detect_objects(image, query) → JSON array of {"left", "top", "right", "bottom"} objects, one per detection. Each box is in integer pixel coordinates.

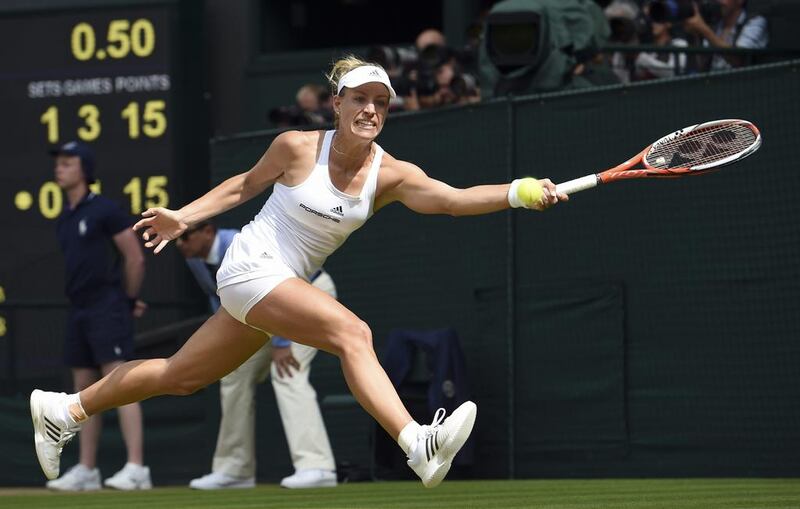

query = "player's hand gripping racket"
[{"left": 555, "top": 119, "right": 762, "bottom": 195}]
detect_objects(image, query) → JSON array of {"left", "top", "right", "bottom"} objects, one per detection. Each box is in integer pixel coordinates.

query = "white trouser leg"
[
  {"left": 271, "top": 341, "right": 336, "bottom": 471},
  {"left": 211, "top": 343, "right": 271, "bottom": 478}
]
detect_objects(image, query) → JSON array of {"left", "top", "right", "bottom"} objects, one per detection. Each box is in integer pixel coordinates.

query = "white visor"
[{"left": 337, "top": 65, "right": 397, "bottom": 98}]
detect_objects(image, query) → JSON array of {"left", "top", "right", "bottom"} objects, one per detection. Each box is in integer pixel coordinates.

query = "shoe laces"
[{"left": 418, "top": 408, "right": 446, "bottom": 439}]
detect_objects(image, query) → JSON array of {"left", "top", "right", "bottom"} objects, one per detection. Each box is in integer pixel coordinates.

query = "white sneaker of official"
[
  {"left": 189, "top": 471, "right": 256, "bottom": 490},
  {"left": 104, "top": 462, "right": 152, "bottom": 490},
  {"left": 406, "top": 401, "right": 477, "bottom": 488},
  {"left": 45, "top": 464, "right": 101, "bottom": 491},
  {"left": 280, "top": 469, "right": 338, "bottom": 489},
  {"left": 30, "top": 389, "right": 83, "bottom": 480}
]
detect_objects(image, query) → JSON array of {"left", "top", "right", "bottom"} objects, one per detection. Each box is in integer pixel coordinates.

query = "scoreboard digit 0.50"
[{"left": 0, "top": 1, "right": 204, "bottom": 312}]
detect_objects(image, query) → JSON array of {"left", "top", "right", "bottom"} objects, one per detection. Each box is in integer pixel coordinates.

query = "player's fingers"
[
  {"left": 540, "top": 188, "right": 557, "bottom": 208},
  {"left": 132, "top": 216, "right": 153, "bottom": 232},
  {"left": 153, "top": 239, "right": 170, "bottom": 254},
  {"left": 141, "top": 208, "right": 158, "bottom": 217},
  {"left": 144, "top": 233, "right": 162, "bottom": 248},
  {"left": 141, "top": 226, "right": 158, "bottom": 241},
  {"left": 540, "top": 179, "right": 559, "bottom": 205}
]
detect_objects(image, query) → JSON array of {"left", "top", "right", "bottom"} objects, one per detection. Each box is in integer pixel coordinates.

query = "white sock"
[
  {"left": 65, "top": 392, "right": 87, "bottom": 424},
  {"left": 397, "top": 421, "right": 420, "bottom": 454}
]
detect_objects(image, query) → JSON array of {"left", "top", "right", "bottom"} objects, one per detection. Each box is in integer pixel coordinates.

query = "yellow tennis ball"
[{"left": 517, "top": 178, "right": 543, "bottom": 208}]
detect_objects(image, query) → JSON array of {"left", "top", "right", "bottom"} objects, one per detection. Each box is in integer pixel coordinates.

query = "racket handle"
[{"left": 556, "top": 174, "right": 599, "bottom": 195}]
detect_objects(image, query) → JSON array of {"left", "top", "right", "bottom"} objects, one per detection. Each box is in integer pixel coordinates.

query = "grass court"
[{"left": 1, "top": 478, "right": 799, "bottom": 508}]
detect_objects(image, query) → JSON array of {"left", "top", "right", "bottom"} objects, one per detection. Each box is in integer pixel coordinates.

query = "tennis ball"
[{"left": 517, "top": 178, "right": 543, "bottom": 208}]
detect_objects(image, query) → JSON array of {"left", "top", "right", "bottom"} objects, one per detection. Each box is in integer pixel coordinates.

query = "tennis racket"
[{"left": 555, "top": 119, "right": 762, "bottom": 195}]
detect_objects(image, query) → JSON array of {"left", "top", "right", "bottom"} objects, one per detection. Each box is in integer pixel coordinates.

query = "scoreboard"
[{"left": 0, "top": 0, "right": 205, "bottom": 381}]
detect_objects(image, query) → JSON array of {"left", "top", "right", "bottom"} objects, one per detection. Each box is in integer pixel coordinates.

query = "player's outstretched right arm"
[{"left": 133, "top": 130, "right": 304, "bottom": 253}]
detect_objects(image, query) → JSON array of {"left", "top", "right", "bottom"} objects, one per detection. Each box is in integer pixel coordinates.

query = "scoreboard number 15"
[
  {"left": 34, "top": 175, "right": 169, "bottom": 219},
  {"left": 40, "top": 101, "right": 167, "bottom": 143}
]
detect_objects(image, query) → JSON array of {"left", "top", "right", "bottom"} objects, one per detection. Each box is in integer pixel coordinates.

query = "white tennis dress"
[{"left": 217, "top": 130, "right": 383, "bottom": 324}]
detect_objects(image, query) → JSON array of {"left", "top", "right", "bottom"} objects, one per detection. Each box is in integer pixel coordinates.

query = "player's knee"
[
  {"left": 159, "top": 363, "right": 205, "bottom": 396},
  {"left": 334, "top": 319, "right": 373, "bottom": 357}
]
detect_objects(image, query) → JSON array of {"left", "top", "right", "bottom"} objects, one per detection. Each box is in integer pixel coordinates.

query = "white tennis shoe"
[
  {"left": 406, "top": 401, "right": 477, "bottom": 488},
  {"left": 45, "top": 464, "right": 101, "bottom": 491},
  {"left": 30, "top": 389, "right": 83, "bottom": 480},
  {"left": 189, "top": 471, "right": 255, "bottom": 490},
  {"left": 104, "top": 462, "right": 152, "bottom": 490},
  {"left": 280, "top": 469, "right": 337, "bottom": 489}
]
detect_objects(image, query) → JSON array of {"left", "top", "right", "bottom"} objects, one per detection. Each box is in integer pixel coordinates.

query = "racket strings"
[{"left": 646, "top": 123, "right": 757, "bottom": 169}]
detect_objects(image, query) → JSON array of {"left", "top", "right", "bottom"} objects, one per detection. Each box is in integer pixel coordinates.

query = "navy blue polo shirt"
[{"left": 56, "top": 192, "right": 133, "bottom": 305}]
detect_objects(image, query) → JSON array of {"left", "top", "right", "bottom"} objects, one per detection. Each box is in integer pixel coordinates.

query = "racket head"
[{"left": 643, "top": 119, "right": 761, "bottom": 175}]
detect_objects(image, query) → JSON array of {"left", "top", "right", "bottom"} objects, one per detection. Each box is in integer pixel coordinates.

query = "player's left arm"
[{"left": 375, "top": 159, "right": 561, "bottom": 215}]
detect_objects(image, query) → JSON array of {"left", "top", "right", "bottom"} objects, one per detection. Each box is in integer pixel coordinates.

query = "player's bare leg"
[
  {"left": 244, "top": 278, "right": 477, "bottom": 488},
  {"left": 31, "top": 309, "right": 267, "bottom": 479}
]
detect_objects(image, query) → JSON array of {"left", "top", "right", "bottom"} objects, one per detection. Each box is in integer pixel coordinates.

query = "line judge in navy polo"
[{"left": 49, "top": 141, "right": 152, "bottom": 489}]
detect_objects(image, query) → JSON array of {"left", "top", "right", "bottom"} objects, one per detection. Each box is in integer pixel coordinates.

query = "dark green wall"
[{"left": 210, "top": 61, "right": 800, "bottom": 478}]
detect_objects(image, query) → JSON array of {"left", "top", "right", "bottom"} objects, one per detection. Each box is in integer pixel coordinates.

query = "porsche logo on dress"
[{"left": 299, "top": 203, "right": 340, "bottom": 223}]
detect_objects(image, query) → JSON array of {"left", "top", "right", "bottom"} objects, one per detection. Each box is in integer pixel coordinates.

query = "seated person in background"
[
  {"left": 296, "top": 84, "right": 333, "bottom": 125},
  {"left": 415, "top": 28, "right": 447, "bottom": 52},
  {"left": 634, "top": 15, "right": 688, "bottom": 80},
  {"left": 268, "top": 84, "right": 332, "bottom": 128},
  {"left": 402, "top": 28, "right": 481, "bottom": 111},
  {"left": 176, "top": 222, "right": 338, "bottom": 490},
  {"left": 604, "top": 0, "right": 645, "bottom": 84},
  {"left": 683, "top": 0, "right": 768, "bottom": 70}
]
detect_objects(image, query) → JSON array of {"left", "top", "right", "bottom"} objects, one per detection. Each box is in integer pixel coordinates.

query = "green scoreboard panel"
[{"left": 0, "top": 0, "right": 205, "bottom": 386}]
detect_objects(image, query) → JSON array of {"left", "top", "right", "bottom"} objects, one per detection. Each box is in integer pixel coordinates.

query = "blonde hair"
[
  {"left": 327, "top": 55, "right": 371, "bottom": 96},
  {"left": 326, "top": 55, "right": 385, "bottom": 128}
]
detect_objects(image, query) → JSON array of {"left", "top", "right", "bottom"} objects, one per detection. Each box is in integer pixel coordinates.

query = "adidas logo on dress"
[{"left": 330, "top": 205, "right": 344, "bottom": 216}]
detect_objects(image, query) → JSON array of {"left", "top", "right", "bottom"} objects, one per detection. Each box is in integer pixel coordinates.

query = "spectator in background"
[
  {"left": 296, "top": 84, "right": 333, "bottom": 124},
  {"left": 605, "top": 0, "right": 645, "bottom": 83},
  {"left": 683, "top": 0, "right": 768, "bottom": 70},
  {"left": 47, "top": 141, "right": 151, "bottom": 491},
  {"left": 403, "top": 28, "right": 481, "bottom": 111},
  {"left": 634, "top": 14, "right": 689, "bottom": 79},
  {"left": 269, "top": 84, "right": 332, "bottom": 128},
  {"left": 575, "top": 0, "right": 621, "bottom": 86},
  {"left": 415, "top": 28, "right": 446, "bottom": 52},
  {"left": 176, "top": 222, "right": 338, "bottom": 490}
]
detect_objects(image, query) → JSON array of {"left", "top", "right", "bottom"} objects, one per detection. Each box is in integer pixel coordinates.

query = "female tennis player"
[{"left": 30, "top": 56, "right": 567, "bottom": 488}]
